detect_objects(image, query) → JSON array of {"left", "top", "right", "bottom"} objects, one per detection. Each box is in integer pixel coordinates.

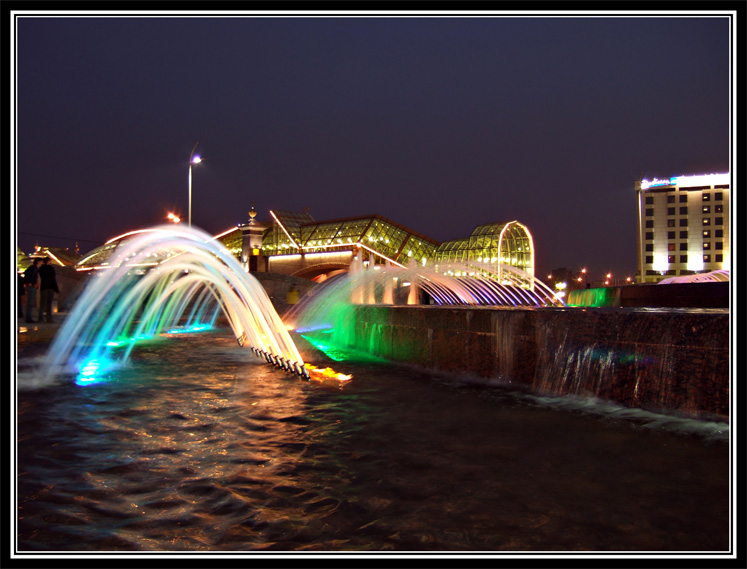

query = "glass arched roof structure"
[
  {"left": 78, "top": 216, "right": 536, "bottom": 283},
  {"left": 263, "top": 212, "right": 440, "bottom": 267},
  {"left": 76, "top": 228, "right": 229, "bottom": 271},
  {"left": 433, "top": 221, "right": 534, "bottom": 277}
]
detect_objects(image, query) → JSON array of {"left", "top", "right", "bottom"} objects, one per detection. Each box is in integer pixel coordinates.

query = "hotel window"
[
  {"left": 715, "top": 229, "right": 723, "bottom": 238},
  {"left": 668, "top": 243, "right": 676, "bottom": 252},
  {"left": 702, "top": 193, "right": 710, "bottom": 202},
  {"left": 715, "top": 204, "right": 723, "bottom": 213},
  {"left": 679, "top": 242, "right": 687, "bottom": 251},
  {"left": 715, "top": 217, "right": 723, "bottom": 226},
  {"left": 646, "top": 255, "right": 654, "bottom": 264},
  {"left": 667, "top": 219, "right": 676, "bottom": 228},
  {"left": 679, "top": 219, "right": 688, "bottom": 227},
  {"left": 703, "top": 242, "right": 711, "bottom": 250},
  {"left": 716, "top": 254, "right": 723, "bottom": 263},
  {"left": 645, "top": 196, "right": 654, "bottom": 204},
  {"left": 667, "top": 207, "right": 675, "bottom": 215},
  {"left": 679, "top": 195, "right": 687, "bottom": 203},
  {"left": 668, "top": 231, "right": 675, "bottom": 239},
  {"left": 668, "top": 255, "right": 676, "bottom": 264},
  {"left": 645, "top": 220, "right": 654, "bottom": 228},
  {"left": 679, "top": 206, "right": 688, "bottom": 215},
  {"left": 680, "top": 255, "right": 688, "bottom": 263},
  {"left": 646, "top": 208, "right": 654, "bottom": 216},
  {"left": 703, "top": 230, "right": 711, "bottom": 238},
  {"left": 702, "top": 205, "right": 711, "bottom": 214},
  {"left": 715, "top": 192, "right": 723, "bottom": 201},
  {"left": 646, "top": 232, "right": 654, "bottom": 240},
  {"left": 645, "top": 244, "right": 653, "bottom": 252},
  {"left": 666, "top": 195, "right": 674, "bottom": 203},
  {"left": 680, "top": 231, "right": 688, "bottom": 239},
  {"left": 716, "top": 242, "right": 723, "bottom": 250},
  {"left": 703, "top": 254, "right": 711, "bottom": 263},
  {"left": 703, "top": 217, "right": 711, "bottom": 226}
]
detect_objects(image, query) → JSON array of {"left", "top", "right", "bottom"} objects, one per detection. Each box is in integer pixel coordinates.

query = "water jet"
[{"left": 43, "top": 225, "right": 311, "bottom": 382}]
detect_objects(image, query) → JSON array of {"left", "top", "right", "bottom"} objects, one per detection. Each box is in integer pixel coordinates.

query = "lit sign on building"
[
  {"left": 640, "top": 178, "right": 673, "bottom": 190},
  {"left": 641, "top": 173, "right": 728, "bottom": 190},
  {"left": 670, "top": 173, "right": 729, "bottom": 187}
]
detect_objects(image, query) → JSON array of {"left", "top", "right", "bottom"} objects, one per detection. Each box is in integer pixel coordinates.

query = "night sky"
[{"left": 13, "top": 12, "right": 732, "bottom": 280}]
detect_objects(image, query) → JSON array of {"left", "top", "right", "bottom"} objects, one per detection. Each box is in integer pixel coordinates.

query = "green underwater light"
[{"left": 300, "top": 333, "right": 348, "bottom": 362}]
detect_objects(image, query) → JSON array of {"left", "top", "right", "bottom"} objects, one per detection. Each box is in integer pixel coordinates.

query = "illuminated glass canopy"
[
  {"left": 80, "top": 214, "right": 534, "bottom": 280},
  {"left": 263, "top": 212, "right": 440, "bottom": 266},
  {"left": 76, "top": 237, "right": 133, "bottom": 271},
  {"left": 76, "top": 229, "right": 207, "bottom": 271},
  {"left": 434, "top": 221, "right": 534, "bottom": 275}
]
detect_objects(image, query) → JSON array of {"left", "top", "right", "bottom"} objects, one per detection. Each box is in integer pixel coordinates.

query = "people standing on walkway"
[
  {"left": 38, "top": 257, "right": 60, "bottom": 323},
  {"left": 23, "top": 257, "right": 41, "bottom": 323}
]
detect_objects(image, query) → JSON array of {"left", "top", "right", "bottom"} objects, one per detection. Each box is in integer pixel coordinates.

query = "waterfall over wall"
[{"left": 340, "top": 305, "right": 729, "bottom": 420}]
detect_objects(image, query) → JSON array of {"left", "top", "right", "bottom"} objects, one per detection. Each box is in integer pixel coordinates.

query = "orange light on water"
[{"left": 304, "top": 364, "right": 353, "bottom": 382}]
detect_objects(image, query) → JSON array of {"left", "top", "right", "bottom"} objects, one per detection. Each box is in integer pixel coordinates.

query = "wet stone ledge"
[{"left": 346, "top": 305, "right": 730, "bottom": 421}]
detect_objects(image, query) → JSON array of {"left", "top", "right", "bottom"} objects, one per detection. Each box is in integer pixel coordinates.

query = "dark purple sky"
[{"left": 14, "top": 12, "right": 732, "bottom": 280}]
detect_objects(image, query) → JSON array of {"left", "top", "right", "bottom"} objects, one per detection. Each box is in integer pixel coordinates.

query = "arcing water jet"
[{"left": 43, "top": 225, "right": 309, "bottom": 382}]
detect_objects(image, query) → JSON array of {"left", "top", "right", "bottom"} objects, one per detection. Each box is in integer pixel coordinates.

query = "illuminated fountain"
[
  {"left": 283, "top": 259, "right": 727, "bottom": 420},
  {"left": 43, "top": 225, "right": 310, "bottom": 383},
  {"left": 285, "top": 256, "right": 563, "bottom": 351}
]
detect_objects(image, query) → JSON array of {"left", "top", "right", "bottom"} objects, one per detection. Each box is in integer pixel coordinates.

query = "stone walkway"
[{"left": 16, "top": 312, "right": 68, "bottom": 344}]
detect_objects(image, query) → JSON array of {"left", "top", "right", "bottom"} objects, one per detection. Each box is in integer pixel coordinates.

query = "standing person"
[
  {"left": 38, "top": 257, "right": 60, "bottom": 323},
  {"left": 23, "top": 257, "right": 41, "bottom": 323},
  {"left": 18, "top": 272, "right": 25, "bottom": 318}
]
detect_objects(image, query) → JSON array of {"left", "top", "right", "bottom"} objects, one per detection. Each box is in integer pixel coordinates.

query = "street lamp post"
[{"left": 188, "top": 142, "right": 202, "bottom": 228}]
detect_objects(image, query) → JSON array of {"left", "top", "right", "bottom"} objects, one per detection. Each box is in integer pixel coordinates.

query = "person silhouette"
[
  {"left": 38, "top": 257, "right": 60, "bottom": 323},
  {"left": 23, "top": 258, "right": 41, "bottom": 323},
  {"left": 18, "top": 272, "right": 25, "bottom": 318}
]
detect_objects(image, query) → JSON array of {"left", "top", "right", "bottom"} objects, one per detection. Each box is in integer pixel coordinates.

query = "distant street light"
[
  {"left": 167, "top": 212, "right": 180, "bottom": 223},
  {"left": 188, "top": 142, "right": 202, "bottom": 228}
]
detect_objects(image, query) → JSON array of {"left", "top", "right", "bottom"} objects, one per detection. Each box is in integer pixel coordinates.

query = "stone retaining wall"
[{"left": 342, "top": 305, "right": 730, "bottom": 420}]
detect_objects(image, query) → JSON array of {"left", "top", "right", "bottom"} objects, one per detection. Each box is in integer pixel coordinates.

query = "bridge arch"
[{"left": 292, "top": 262, "right": 350, "bottom": 281}]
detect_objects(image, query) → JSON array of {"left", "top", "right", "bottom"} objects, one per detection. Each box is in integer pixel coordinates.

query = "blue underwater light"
[{"left": 75, "top": 357, "right": 112, "bottom": 386}]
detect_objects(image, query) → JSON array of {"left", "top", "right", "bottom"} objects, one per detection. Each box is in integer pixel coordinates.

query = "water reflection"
[{"left": 16, "top": 330, "right": 729, "bottom": 553}]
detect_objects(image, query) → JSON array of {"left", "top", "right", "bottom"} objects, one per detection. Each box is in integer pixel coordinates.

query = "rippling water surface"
[{"left": 16, "top": 329, "right": 730, "bottom": 553}]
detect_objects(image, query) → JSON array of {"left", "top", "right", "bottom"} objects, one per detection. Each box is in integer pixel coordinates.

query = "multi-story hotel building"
[{"left": 635, "top": 173, "right": 730, "bottom": 283}]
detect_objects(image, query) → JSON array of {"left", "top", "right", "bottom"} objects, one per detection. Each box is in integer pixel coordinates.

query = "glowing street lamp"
[
  {"left": 167, "top": 212, "right": 180, "bottom": 223},
  {"left": 188, "top": 142, "right": 202, "bottom": 228}
]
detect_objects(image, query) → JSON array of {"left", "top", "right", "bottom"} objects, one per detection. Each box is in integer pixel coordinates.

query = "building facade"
[{"left": 635, "top": 173, "right": 730, "bottom": 284}]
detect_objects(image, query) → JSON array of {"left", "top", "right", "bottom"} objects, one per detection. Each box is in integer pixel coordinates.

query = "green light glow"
[
  {"left": 300, "top": 333, "right": 348, "bottom": 361},
  {"left": 566, "top": 287, "right": 617, "bottom": 307}
]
